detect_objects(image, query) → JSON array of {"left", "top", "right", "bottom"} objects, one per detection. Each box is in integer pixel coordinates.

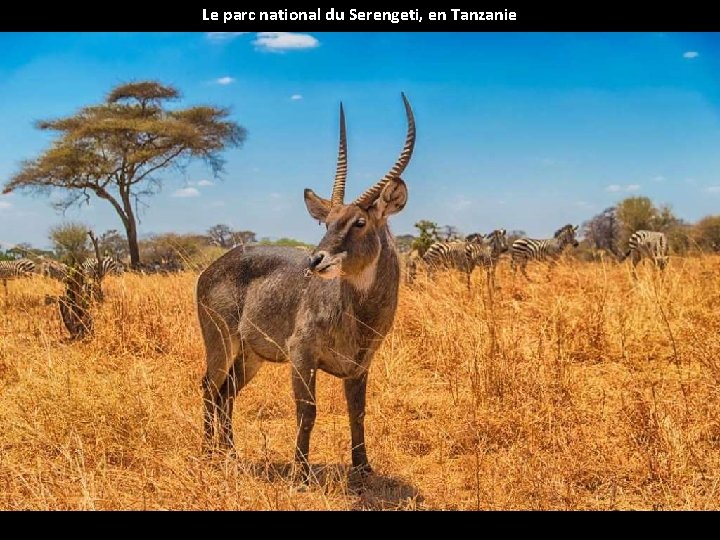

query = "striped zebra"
[
  {"left": 80, "top": 257, "right": 123, "bottom": 302},
  {"left": 404, "top": 249, "right": 421, "bottom": 285},
  {"left": 38, "top": 258, "right": 69, "bottom": 282},
  {"left": 510, "top": 224, "right": 579, "bottom": 281},
  {"left": 422, "top": 229, "right": 509, "bottom": 289},
  {"left": 620, "top": 230, "right": 668, "bottom": 272},
  {"left": 466, "top": 229, "right": 509, "bottom": 287},
  {"left": 38, "top": 257, "right": 122, "bottom": 303},
  {"left": 81, "top": 257, "right": 124, "bottom": 280},
  {"left": 0, "top": 258, "right": 36, "bottom": 297}
]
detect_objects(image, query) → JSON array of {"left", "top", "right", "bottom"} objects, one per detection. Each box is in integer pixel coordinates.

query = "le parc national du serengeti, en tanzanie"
[{"left": 1, "top": 32, "right": 719, "bottom": 511}]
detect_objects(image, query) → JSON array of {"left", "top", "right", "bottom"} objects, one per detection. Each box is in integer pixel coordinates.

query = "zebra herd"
[
  {"left": 0, "top": 256, "right": 123, "bottom": 297},
  {"left": 407, "top": 226, "right": 670, "bottom": 286},
  {"left": 1, "top": 227, "right": 671, "bottom": 297},
  {"left": 415, "top": 228, "right": 510, "bottom": 289}
]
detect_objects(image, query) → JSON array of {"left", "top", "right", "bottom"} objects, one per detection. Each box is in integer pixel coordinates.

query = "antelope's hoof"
[{"left": 351, "top": 463, "right": 374, "bottom": 478}]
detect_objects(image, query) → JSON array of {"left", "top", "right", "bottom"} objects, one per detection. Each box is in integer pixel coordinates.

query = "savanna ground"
[{"left": 1, "top": 255, "right": 719, "bottom": 510}]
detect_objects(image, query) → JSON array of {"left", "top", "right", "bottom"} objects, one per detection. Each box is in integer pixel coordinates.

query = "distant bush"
[{"left": 258, "top": 237, "right": 315, "bottom": 249}]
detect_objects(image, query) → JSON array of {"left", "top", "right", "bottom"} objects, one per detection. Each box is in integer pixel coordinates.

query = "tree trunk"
[
  {"left": 126, "top": 219, "right": 140, "bottom": 269},
  {"left": 59, "top": 267, "right": 93, "bottom": 340},
  {"left": 120, "top": 188, "right": 141, "bottom": 269},
  {"left": 95, "top": 187, "right": 139, "bottom": 269}
]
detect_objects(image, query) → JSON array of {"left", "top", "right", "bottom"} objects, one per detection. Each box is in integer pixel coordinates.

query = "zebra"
[
  {"left": 38, "top": 258, "right": 70, "bottom": 282},
  {"left": 422, "top": 229, "right": 509, "bottom": 289},
  {"left": 620, "top": 230, "right": 668, "bottom": 273},
  {"left": 403, "top": 248, "right": 421, "bottom": 285},
  {"left": 38, "top": 257, "right": 122, "bottom": 301},
  {"left": 510, "top": 224, "right": 579, "bottom": 281},
  {"left": 80, "top": 257, "right": 123, "bottom": 302},
  {"left": 38, "top": 256, "right": 123, "bottom": 282},
  {"left": 423, "top": 241, "right": 474, "bottom": 288},
  {"left": 466, "top": 229, "right": 509, "bottom": 287},
  {"left": 80, "top": 257, "right": 124, "bottom": 280},
  {"left": 0, "top": 258, "right": 36, "bottom": 297}
]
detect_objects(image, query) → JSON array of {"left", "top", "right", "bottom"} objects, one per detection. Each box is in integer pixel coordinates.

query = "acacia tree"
[
  {"left": 98, "top": 229, "right": 130, "bottom": 260},
  {"left": 412, "top": 220, "right": 441, "bottom": 256},
  {"left": 3, "top": 81, "right": 246, "bottom": 268},
  {"left": 693, "top": 215, "right": 720, "bottom": 252},
  {"left": 440, "top": 225, "right": 463, "bottom": 242},
  {"left": 207, "top": 224, "right": 257, "bottom": 249},
  {"left": 616, "top": 197, "right": 658, "bottom": 243},
  {"left": 582, "top": 206, "right": 621, "bottom": 255},
  {"left": 50, "top": 222, "right": 91, "bottom": 265}
]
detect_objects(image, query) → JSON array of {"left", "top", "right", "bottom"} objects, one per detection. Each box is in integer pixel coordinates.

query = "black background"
[{"left": 1, "top": 6, "right": 716, "bottom": 31}]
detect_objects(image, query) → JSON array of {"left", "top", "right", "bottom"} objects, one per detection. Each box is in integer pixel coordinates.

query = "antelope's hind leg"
[
  {"left": 199, "top": 307, "right": 241, "bottom": 453},
  {"left": 217, "top": 350, "right": 263, "bottom": 451}
]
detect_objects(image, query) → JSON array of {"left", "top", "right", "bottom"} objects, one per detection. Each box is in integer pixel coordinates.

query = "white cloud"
[
  {"left": 216, "top": 76, "right": 235, "bottom": 86},
  {"left": 197, "top": 180, "right": 214, "bottom": 187},
  {"left": 447, "top": 195, "right": 472, "bottom": 211},
  {"left": 0, "top": 200, "right": 12, "bottom": 210},
  {"left": 606, "top": 184, "right": 640, "bottom": 193},
  {"left": 683, "top": 51, "right": 699, "bottom": 59},
  {"left": 172, "top": 187, "right": 201, "bottom": 199},
  {"left": 253, "top": 32, "right": 320, "bottom": 52},
  {"left": 705, "top": 186, "right": 720, "bottom": 194},
  {"left": 653, "top": 175, "right": 666, "bottom": 183},
  {"left": 270, "top": 192, "right": 282, "bottom": 200},
  {"left": 207, "top": 32, "right": 248, "bottom": 42},
  {"left": 291, "top": 94, "right": 303, "bottom": 101},
  {"left": 575, "top": 201, "right": 594, "bottom": 209}
]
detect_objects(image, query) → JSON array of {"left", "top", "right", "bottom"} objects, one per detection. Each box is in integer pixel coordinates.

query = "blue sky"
[{"left": 0, "top": 32, "right": 719, "bottom": 249}]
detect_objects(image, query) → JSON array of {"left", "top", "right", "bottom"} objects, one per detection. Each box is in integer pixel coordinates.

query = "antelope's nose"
[{"left": 308, "top": 251, "right": 329, "bottom": 271}]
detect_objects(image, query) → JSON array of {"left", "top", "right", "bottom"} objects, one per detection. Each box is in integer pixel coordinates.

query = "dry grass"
[{"left": 1, "top": 255, "right": 719, "bottom": 510}]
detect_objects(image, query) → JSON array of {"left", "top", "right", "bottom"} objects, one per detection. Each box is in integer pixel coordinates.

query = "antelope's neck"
[{"left": 343, "top": 225, "right": 399, "bottom": 302}]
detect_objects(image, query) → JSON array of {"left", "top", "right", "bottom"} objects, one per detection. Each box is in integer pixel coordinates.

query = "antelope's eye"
[{"left": 354, "top": 218, "right": 367, "bottom": 228}]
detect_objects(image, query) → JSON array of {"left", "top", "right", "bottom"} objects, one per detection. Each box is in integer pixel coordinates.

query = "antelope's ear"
[
  {"left": 573, "top": 225, "right": 579, "bottom": 232},
  {"left": 304, "top": 189, "right": 331, "bottom": 223},
  {"left": 369, "top": 178, "right": 408, "bottom": 219}
]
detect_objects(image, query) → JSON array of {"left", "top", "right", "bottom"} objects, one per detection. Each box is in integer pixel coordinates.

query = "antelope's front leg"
[
  {"left": 291, "top": 354, "right": 318, "bottom": 483},
  {"left": 344, "top": 372, "right": 372, "bottom": 475}
]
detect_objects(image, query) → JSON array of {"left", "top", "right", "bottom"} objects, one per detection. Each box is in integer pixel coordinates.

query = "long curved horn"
[
  {"left": 353, "top": 93, "right": 416, "bottom": 208},
  {"left": 330, "top": 103, "right": 348, "bottom": 206}
]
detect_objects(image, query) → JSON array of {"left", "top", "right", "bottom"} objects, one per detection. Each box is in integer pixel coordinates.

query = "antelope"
[{"left": 196, "top": 94, "right": 416, "bottom": 482}]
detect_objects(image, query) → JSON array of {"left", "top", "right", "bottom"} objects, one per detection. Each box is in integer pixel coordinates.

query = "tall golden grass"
[{"left": 1, "top": 255, "right": 719, "bottom": 510}]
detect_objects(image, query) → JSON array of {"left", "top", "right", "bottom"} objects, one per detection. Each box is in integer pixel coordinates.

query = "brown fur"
[{"left": 197, "top": 96, "right": 415, "bottom": 483}]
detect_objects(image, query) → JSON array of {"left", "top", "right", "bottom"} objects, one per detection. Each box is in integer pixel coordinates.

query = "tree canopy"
[
  {"left": 412, "top": 220, "right": 441, "bottom": 256},
  {"left": 693, "top": 216, "right": 720, "bottom": 252},
  {"left": 3, "top": 81, "right": 246, "bottom": 267},
  {"left": 50, "top": 222, "right": 91, "bottom": 265},
  {"left": 207, "top": 224, "right": 257, "bottom": 249}
]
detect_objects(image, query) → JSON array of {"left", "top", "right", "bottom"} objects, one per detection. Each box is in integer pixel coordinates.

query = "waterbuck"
[{"left": 196, "top": 94, "right": 416, "bottom": 482}]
